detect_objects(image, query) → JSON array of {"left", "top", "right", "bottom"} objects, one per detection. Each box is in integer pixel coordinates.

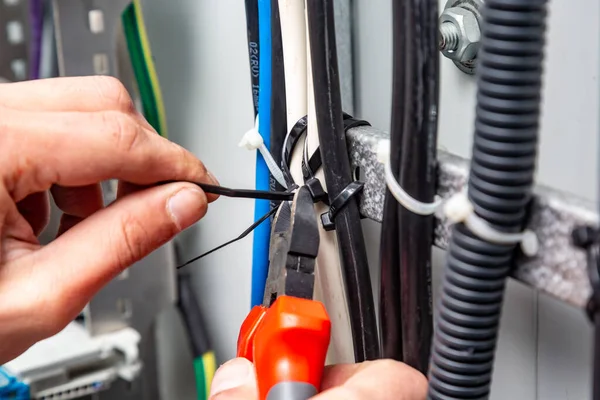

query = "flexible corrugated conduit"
[{"left": 428, "top": 1, "right": 549, "bottom": 398}]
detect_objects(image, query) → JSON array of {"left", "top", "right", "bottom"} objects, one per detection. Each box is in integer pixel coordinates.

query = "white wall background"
[{"left": 140, "top": 0, "right": 600, "bottom": 399}]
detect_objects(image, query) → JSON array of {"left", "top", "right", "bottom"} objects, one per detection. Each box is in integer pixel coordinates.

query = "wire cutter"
[{"left": 237, "top": 186, "right": 331, "bottom": 400}]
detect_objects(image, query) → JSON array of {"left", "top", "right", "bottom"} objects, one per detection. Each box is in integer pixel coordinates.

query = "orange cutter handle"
[{"left": 237, "top": 296, "right": 331, "bottom": 400}]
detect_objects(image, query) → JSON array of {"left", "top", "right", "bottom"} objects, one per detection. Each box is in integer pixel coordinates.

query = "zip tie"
[
  {"left": 444, "top": 191, "right": 539, "bottom": 257},
  {"left": 377, "top": 139, "right": 442, "bottom": 215},
  {"left": 239, "top": 116, "right": 288, "bottom": 188}
]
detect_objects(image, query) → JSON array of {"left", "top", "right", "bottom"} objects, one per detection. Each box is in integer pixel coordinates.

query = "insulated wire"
[
  {"left": 306, "top": 0, "right": 380, "bottom": 361},
  {"left": 304, "top": 1, "right": 354, "bottom": 364},
  {"left": 121, "top": 0, "right": 168, "bottom": 137},
  {"left": 396, "top": 0, "right": 438, "bottom": 373},
  {"left": 175, "top": 246, "right": 216, "bottom": 400},
  {"left": 595, "top": 306, "right": 600, "bottom": 400},
  {"left": 193, "top": 353, "right": 216, "bottom": 400},
  {"left": 269, "top": 0, "right": 287, "bottom": 203},
  {"left": 279, "top": 0, "right": 308, "bottom": 186},
  {"left": 244, "top": 0, "right": 260, "bottom": 117},
  {"left": 379, "top": 0, "right": 405, "bottom": 363},
  {"left": 250, "top": 0, "right": 273, "bottom": 308}
]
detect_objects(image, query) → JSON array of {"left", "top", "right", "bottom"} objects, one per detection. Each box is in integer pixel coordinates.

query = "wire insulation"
[
  {"left": 244, "top": 0, "right": 260, "bottom": 117},
  {"left": 250, "top": 0, "right": 274, "bottom": 308},
  {"left": 379, "top": 0, "right": 406, "bottom": 362},
  {"left": 121, "top": 1, "right": 168, "bottom": 137},
  {"left": 269, "top": 0, "right": 288, "bottom": 204},
  {"left": 306, "top": 0, "right": 380, "bottom": 362},
  {"left": 395, "top": 0, "right": 438, "bottom": 373},
  {"left": 305, "top": 7, "right": 355, "bottom": 364},
  {"left": 175, "top": 245, "right": 215, "bottom": 400}
]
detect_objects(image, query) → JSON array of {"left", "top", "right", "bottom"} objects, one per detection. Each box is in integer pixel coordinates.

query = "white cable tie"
[
  {"left": 239, "top": 116, "right": 288, "bottom": 188},
  {"left": 444, "top": 191, "right": 539, "bottom": 257},
  {"left": 377, "top": 139, "right": 442, "bottom": 216}
]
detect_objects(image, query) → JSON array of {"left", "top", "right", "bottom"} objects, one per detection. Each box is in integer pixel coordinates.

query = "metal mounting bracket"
[
  {"left": 52, "top": 2, "right": 174, "bottom": 399},
  {"left": 347, "top": 125, "right": 599, "bottom": 309}
]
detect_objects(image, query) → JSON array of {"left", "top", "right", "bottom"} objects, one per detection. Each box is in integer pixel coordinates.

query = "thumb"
[
  {"left": 209, "top": 358, "right": 258, "bottom": 399},
  {"left": 30, "top": 182, "right": 207, "bottom": 320}
]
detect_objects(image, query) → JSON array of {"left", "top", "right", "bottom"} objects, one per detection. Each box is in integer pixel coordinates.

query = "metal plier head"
[{"left": 263, "top": 185, "right": 320, "bottom": 307}]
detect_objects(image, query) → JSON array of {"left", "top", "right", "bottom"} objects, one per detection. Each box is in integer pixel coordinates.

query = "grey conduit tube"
[{"left": 427, "top": 1, "right": 549, "bottom": 398}]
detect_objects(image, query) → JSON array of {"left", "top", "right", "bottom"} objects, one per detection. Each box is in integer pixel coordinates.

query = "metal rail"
[{"left": 347, "top": 125, "right": 599, "bottom": 309}]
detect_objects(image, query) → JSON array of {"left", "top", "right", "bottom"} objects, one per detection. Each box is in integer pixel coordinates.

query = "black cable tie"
[
  {"left": 159, "top": 181, "right": 294, "bottom": 202},
  {"left": 177, "top": 205, "right": 279, "bottom": 269},
  {"left": 281, "top": 115, "right": 308, "bottom": 185},
  {"left": 343, "top": 117, "right": 371, "bottom": 131},
  {"left": 321, "top": 181, "right": 365, "bottom": 231},
  {"left": 305, "top": 177, "right": 329, "bottom": 204},
  {"left": 301, "top": 141, "right": 322, "bottom": 181},
  {"left": 301, "top": 114, "right": 369, "bottom": 181}
]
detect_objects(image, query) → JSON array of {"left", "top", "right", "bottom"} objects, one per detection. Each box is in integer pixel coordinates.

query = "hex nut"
[{"left": 439, "top": 7, "right": 481, "bottom": 62}]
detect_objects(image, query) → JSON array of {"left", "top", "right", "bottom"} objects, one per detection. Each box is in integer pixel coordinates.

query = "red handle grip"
[{"left": 237, "top": 296, "right": 331, "bottom": 400}]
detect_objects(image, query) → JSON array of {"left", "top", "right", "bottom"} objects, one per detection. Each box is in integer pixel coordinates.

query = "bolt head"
[{"left": 440, "top": 7, "right": 481, "bottom": 62}]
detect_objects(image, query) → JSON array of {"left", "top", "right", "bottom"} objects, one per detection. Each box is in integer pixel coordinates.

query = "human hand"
[
  {"left": 208, "top": 358, "right": 427, "bottom": 400},
  {"left": 0, "top": 76, "right": 217, "bottom": 364}
]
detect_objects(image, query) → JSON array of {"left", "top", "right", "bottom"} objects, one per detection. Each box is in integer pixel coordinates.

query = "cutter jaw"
[{"left": 262, "top": 186, "right": 320, "bottom": 307}]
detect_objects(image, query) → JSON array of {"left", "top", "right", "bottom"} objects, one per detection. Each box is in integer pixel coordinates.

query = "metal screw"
[
  {"left": 439, "top": 0, "right": 484, "bottom": 74},
  {"left": 439, "top": 22, "right": 460, "bottom": 52}
]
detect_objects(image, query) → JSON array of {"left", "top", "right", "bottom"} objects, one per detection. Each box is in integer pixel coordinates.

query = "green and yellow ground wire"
[
  {"left": 194, "top": 352, "right": 217, "bottom": 399},
  {"left": 122, "top": 3, "right": 216, "bottom": 398},
  {"left": 121, "top": 0, "right": 168, "bottom": 137}
]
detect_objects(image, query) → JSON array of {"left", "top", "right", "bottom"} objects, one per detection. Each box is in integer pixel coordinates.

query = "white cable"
[
  {"left": 304, "top": 2, "right": 354, "bottom": 365},
  {"left": 279, "top": 0, "right": 308, "bottom": 185},
  {"left": 377, "top": 139, "right": 442, "bottom": 215},
  {"left": 444, "top": 191, "right": 539, "bottom": 257},
  {"left": 239, "top": 116, "right": 287, "bottom": 188}
]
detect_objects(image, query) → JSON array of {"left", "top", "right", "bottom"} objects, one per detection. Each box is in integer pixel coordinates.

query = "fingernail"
[
  {"left": 209, "top": 358, "right": 253, "bottom": 397},
  {"left": 167, "top": 188, "right": 205, "bottom": 230},
  {"left": 207, "top": 170, "right": 220, "bottom": 186}
]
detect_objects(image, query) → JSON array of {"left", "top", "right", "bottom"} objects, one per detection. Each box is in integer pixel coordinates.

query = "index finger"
[
  {"left": 0, "top": 76, "right": 136, "bottom": 113},
  {"left": 1, "top": 108, "right": 219, "bottom": 202}
]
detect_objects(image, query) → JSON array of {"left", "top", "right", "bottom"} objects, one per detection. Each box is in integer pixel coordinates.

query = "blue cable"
[{"left": 250, "top": 0, "right": 272, "bottom": 308}]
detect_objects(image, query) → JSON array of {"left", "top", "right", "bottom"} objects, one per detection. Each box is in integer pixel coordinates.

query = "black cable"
[
  {"left": 270, "top": 0, "right": 287, "bottom": 209},
  {"left": 595, "top": 312, "right": 600, "bottom": 400},
  {"left": 306, "top": 0, "right": 380, "bottom": 362},
  {"left": 175, "top": 244, "right": 211, "bottom": 357},
  {"left": 393, "top": 0, "right": 439, "bottom": 374},
  {"left": 379, "top": 0, "right": 406, "bottom": 364},
  {"left": 427, "top": 1, "right": 548, "bottom": 398},
  {"left": 244, "top": 0, "right": 260, "bottom": 117},
  {"left": 177, "top": 206, "right": 279, "bottom": 269}
]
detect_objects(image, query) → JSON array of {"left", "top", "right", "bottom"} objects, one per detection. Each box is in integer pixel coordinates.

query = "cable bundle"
[
  {"left": 428, "top": 1, "right": 548, "bottom": 398},
  {"left": 380, "top": 0, "right": 439, "bottom": 374}
]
